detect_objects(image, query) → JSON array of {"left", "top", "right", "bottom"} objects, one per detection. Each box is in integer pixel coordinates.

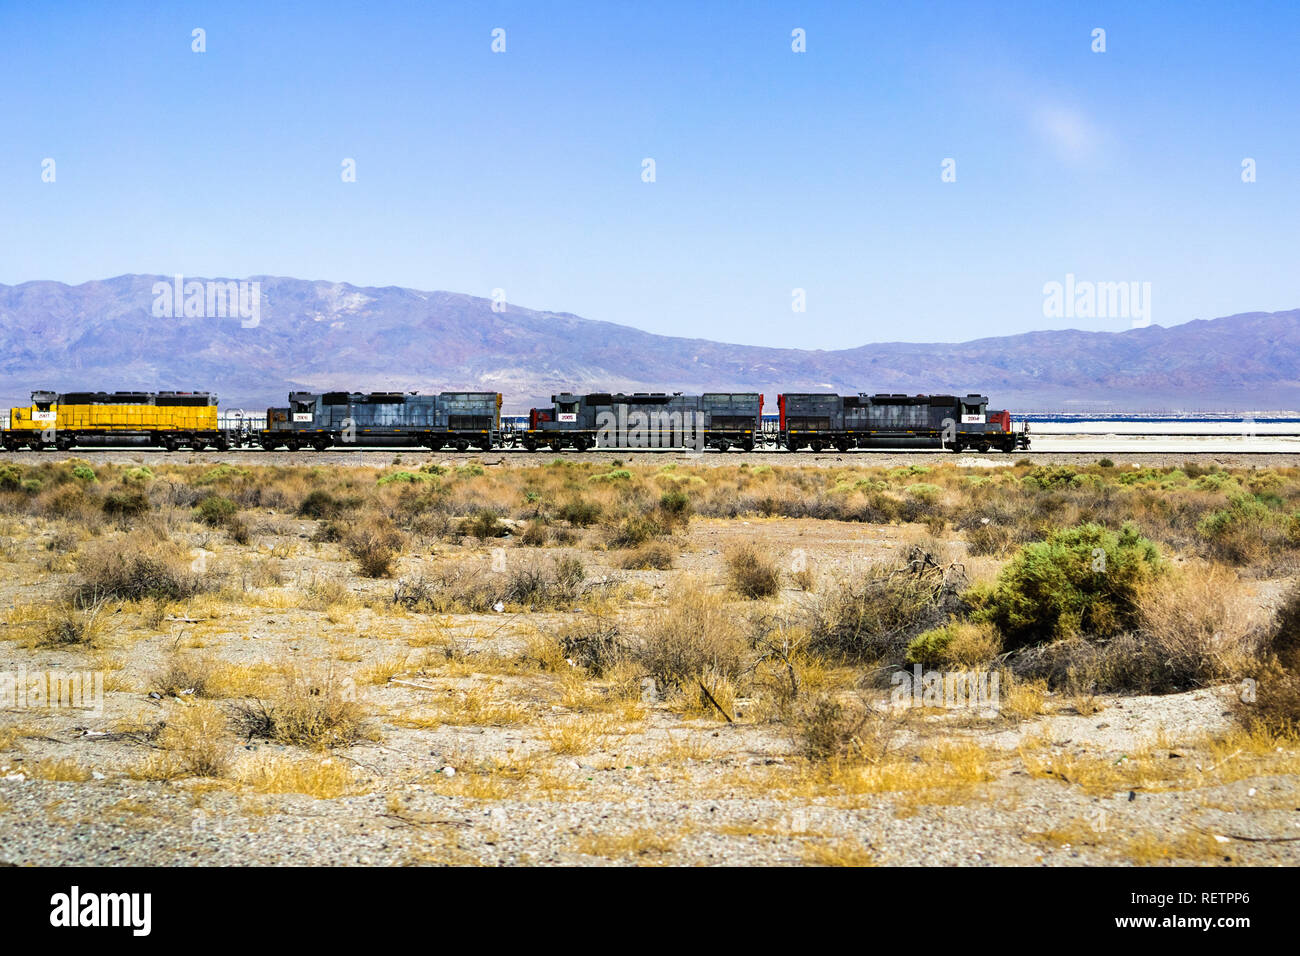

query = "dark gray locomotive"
[
  {"left": 778, "top": 393, "right": 1025, "bottom": 452},
  {"left": 525, "top": 392, "right": 763, "bottom": 452},
  {"left": 260, "top": 390, "right": 501, "bottom": 451}
]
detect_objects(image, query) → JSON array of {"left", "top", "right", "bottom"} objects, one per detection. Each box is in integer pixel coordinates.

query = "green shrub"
[
  {"left": 0, "top": 465, "right": 22, "bottom": 490},
  {"left": 71, "top": 465, "right": 97, "bottom": 482},
  {"left": 1021, "top": 466, "right": 1078, "bottom": 489},
  {"left": 194, "top": 464, "right": 250, "bottom": 485},
  {"left": 123, "top": 466, "right": 154, "bottom": 483},
  {"left": 970, "top": 522, "right": 1163, "bottom": 648},
  {"left": 905, "top": 620, "right": 1002, "bottom": 668},
  {"left": 588, "top": 469, "right": 632, "bottom": 483},
  {"left": 377, "top": 470, "right": 435, "bottom": 486},
  {"left": 905, "top": 483, "right": 942, "bottom": 501},
  {"left": 194, "top": 495, "right": 238, "bottom": 526},
  {"left": 1196, "top": 494, "right": 1292, "bottom": 561}
]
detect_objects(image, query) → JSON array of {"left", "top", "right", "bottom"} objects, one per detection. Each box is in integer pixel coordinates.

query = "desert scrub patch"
[
  {"left": 462, "top": 508, "right": 505, "bottom": 540},
  {"left": 724, "top": 542, "right": 782, "bottom": 598},
  {"left": 1236, "top": 583, "right": 1300, "bottom": 736},
  {"left": 796, "top": 695, "right": 896, "bottom": 763},
  {"left": 344, "top": 521, "right": 406, "bottom": 578},
  {"left": 230, "top": 671, "right": 371, "bottom": 749},
  {"left": 969, "top": 522, "right": 1162, "bottom": 648},
  {"left": 35, "top": 594, "right": 111, "bottom": 648},
  {"left": 617, "top": 541, "right": 675, "bottom": 570},
  {"left": 808, "top": 546, "right": 966, "bottom": 664},
  {"left": 1196, "top": 493, "right": 1296, "bottom": 563},
  {"left": 101, "top": 487, "right": 150, "bottom": 517},
  {"left": 71, "top": 532, "right": 210, "bottom": 603},
  {"left": 556, "top": 498, "right": 602, "bottom": 527},
  {"left": 632, "top": 586, "right": 751, "bottom": 693}
]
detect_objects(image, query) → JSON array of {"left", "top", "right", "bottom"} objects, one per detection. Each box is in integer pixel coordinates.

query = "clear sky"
[{"left": 2, "top": 0, "right": 1297, "bottom": 348}]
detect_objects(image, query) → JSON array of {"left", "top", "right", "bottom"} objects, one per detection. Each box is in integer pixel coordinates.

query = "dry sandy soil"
[{"left": 0, "top": 456, "right": 1297, "bottom": 867}]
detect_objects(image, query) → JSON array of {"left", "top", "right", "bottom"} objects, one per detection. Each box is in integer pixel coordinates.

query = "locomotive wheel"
[
  {"left": 261, "top": 440, "right": 277, "bottom": 452},
  {"left": 428, "top": 439, "right": 444, "bottom": 451},
  {"left": 835, "top": 439, "right": 851, "bottom": 453},
  {"left": 549, "top": 439, "right": 564, "bottom": 453},
  {"left": 810, "top": 441, "right": 825, "bottom": 453},
  {"left": 741, "top": 439, "right": 754, "bottom": 452},
  {"left": 191, "top": 440, "right": 207, "bottom": 452},
  {"left": 522, "top": 438, "right": 538, "bottom": 452},
  {"left": 477, "top": 438, "right": 492, "bottom": 452},
  {"left": 56, "top": 437, "right": 74, "bottom": 452},
  {"left": 571, "top": 437, "right": 589, "bottom": 452},
  {"left": 312, "top": 437, "right": 330, "bottom": 451},
  {"left": 949, "top": 441, "right": 963, "bottom": 453},
  {"left": 286, "top": 440, "right": 301, "bottom": 452},
  {"left": 28, "top": 440, "right": 44, "bottom": 452},
  {"left": 785, "top": 440, "right": 798, "bottom": 452},
  {"left": 455, "top": 439, "right": 470, "bottom": 452},
  {"left": 715, "top": 439, "right": 730, "bottom": 452},
  {"left": 163, "top": 436, "right": 180, "bottom": 452},
  {"left": 977, "top": 442, "right": 991, "bottom": 453}
]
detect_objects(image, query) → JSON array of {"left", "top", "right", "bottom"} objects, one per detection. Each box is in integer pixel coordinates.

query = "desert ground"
[{"left": 1, "top": 451, "right": 1298, "bottom": 866}]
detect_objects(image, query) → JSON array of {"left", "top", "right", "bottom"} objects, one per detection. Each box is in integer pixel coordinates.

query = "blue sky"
[{"left": 2, "top": 0, "right": 1297, "bottom": 348}]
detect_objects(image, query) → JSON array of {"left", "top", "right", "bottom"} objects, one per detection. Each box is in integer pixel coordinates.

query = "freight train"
[
  {"left": 1, "top": 388, "right": 1028, "bottom": 452},
  {"left": 258, "top": 391, "right": 502, "bottom": 451},
  {"left": 524, "top": 392, "right": 763, "bottom": 452}
]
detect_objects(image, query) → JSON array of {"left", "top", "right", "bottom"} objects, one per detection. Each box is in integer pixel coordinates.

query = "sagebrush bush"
[
  {"left": 1196, "top": 494, "right": 1296, "bottom": 563},
  {"left": 194, "top": 494, "right": 238, "bottom": 526},
  {"left": 970, "top": 522, "right": 1163, "bottom": 648}
]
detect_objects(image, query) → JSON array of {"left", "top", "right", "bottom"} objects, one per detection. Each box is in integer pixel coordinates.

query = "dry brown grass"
[
  {"left": 724, "top": 542, "right": 782, "bottom": 598},
  {"left": 230, "top": 670, "right": 371, "bottom": 749},
  {"left": 801, "top": 840, "right": 877, "bottom": 866},
  {"left": 237, "top": 753, "right": 362, "bottom": 798},
  {"left": 573, "top": 828, "right": 679, "bottom": 861}
]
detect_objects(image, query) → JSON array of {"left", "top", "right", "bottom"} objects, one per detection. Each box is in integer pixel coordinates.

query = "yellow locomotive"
[{"left": 4, "top": 391, "right": 229, "bottom": 452}]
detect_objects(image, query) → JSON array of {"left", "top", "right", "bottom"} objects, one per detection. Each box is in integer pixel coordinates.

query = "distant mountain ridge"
[{"left": 0, "top": 275, "right": 1296, "bottom": 413}]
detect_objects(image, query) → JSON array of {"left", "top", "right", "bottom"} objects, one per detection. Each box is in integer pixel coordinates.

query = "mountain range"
[{"left": 0, "top": 275, "right": 1296, "bottom": 413}]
